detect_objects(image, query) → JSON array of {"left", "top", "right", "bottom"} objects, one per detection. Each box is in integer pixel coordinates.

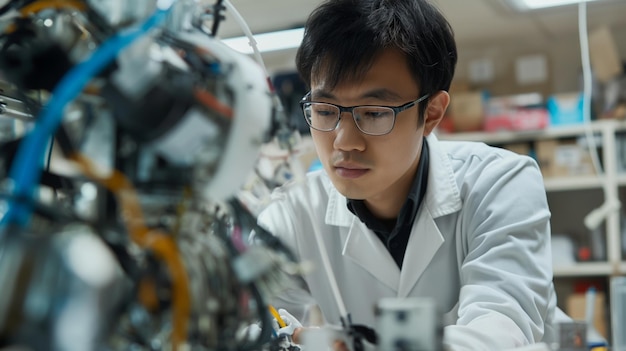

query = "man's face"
[{"left": 309, "top": 49, "right": 437, "bottom": 218}]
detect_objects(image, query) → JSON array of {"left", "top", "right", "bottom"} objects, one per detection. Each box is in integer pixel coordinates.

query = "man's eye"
[
  {"left": 312, "top": 106, "right": 336, "bottom": 117},
  {"left": 362, "top": 109, "right": 392, "bottom": 118}
]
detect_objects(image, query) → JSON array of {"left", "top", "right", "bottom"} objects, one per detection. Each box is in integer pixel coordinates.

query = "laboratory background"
[{"left": 0, "top": 0, "right": 626, "bottom": 350}]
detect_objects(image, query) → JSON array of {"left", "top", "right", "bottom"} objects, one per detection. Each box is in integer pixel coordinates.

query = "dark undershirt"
[{"left": 347, "top": 139, "right": 429, "bottom": 268}]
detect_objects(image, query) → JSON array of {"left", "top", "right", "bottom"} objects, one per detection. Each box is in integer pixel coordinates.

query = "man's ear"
[{"left": 423, "top": 91, "right": 450, "bottom": 136}]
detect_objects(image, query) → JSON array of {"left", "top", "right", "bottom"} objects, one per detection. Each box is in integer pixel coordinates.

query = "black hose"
[
  {"left": 228, "top": 198, "right": 298, "bottom": 263},
  {"left": 210, "top": 0, "right": 225, "bottom": 37}
]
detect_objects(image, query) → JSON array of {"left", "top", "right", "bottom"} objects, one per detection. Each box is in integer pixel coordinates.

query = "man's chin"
[{"left": 330, "top": 180, "right": 367, "bottom": 200}]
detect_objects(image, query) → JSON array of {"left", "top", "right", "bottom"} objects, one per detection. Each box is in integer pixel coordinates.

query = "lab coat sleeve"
[
  {"left": 256, "top": 193, "right": 319, "bottom": 325},
  {"left": 444, "top": 153, "right": 556, "bottom": 350}
]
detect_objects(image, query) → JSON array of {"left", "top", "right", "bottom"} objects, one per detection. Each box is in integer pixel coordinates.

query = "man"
[{"left": 257, "top": 0, "right": 561, "bottom": 349}]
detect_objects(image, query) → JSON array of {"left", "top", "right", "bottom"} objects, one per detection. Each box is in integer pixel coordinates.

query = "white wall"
[
  {"left": 259, "top": 23, "right": 626, "bottom": 97},
  {"left": 455, "top": 23, "right": 626, "bottom": 96}
]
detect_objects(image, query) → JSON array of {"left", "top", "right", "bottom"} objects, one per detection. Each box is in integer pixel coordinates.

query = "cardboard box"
[
  {"left": 535, "top": 138, "right": 596, "bottom": 178},
  {"left": 566, "top": 292, "right": 608, "bottom": 339},
  {"left": 449, "top": 91, "right": 485, "bottom": 132},
  {"left": 449, "top": 80, "right": 471, "bottom": 94},
  {"left": 502, "top": 142, "right": 531, "bottom": 156},
  {"left": 535, "top": 139, "right": 559, "bottom": 178},
  {"left": 589, "top": 26, "right": 624, "bottom": 83}
]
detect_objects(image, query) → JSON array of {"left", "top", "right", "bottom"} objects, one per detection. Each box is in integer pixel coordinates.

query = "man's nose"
[{"left": 333, "top": 112, "right": 365, "bottom": 151}]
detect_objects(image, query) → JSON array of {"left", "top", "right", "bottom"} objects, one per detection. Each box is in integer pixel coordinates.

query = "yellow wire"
[
  {"left": 20, "top": 0, "right": 87, "bottom": 15},
  {"left": 269, "top": 305, "right": 286, "bottom": 328},
  {"left": 69, "top": 153, "right": 190, "bottom": 351}
]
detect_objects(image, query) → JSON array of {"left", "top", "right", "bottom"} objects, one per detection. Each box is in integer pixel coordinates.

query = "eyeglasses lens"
[{"left": 304, "top": 103, "right": 394, "bottom": 135}]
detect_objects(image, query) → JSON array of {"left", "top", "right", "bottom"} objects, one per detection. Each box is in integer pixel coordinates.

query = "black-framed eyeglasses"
[{"left": 299, "top": 92, "right": 430, "bottom": 136}]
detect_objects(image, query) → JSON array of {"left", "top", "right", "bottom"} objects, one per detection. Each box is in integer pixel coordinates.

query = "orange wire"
[
  {"left": 20, "top": 0, "right": 87, "bottom": 15},
  {"left": 194, "top": 88, "right": 234, "bottom": 119},
  {"left": 269, "top": 305, "right": 286, "bottom": 328},
  {"left": 69, "top": 153, "right": 190, "bottom": 350}
]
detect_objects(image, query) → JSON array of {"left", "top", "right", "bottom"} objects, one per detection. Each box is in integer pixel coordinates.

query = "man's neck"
[{"left": 363, "top": 162, "right": 422, "bottom": 220}]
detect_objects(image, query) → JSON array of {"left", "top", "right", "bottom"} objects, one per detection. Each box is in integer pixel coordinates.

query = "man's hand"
[
  {"left": 293, "top": 325, "right": 354, "bottom": 351},
  {"left": 274, "top": 308, "right": 303, "bottom": 336},
  {"left": 294, "top": 329, "right": 350, "bottom": 351},
  {"left": 333, "top": 340, "right": 350, "bottom": 351}
]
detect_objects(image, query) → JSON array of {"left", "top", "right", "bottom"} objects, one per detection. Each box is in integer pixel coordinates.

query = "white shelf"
[
  {"left": 553, "top": 262, "right": 615, "bottom": 277},
  {"left": 543, "top": 176, "right": 605, "bottom": 191},
  {"left": 438, "top": 119, "right": 626, "bottom": 144}
]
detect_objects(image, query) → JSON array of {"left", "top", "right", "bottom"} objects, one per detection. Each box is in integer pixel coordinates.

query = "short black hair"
[{"left": 296, "top": 0, "right": 457, "bottom": 120}]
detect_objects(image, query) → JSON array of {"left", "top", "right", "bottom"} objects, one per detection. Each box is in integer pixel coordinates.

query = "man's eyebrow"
[
  {"left": 310, "top": 89, "right": 335, "bottom": 100},
  {"left": 359, "top": 89, "right": 404, "bottom": 101},
  {"left": 310, "top": 88, "right": 404, "bottom": 101}
]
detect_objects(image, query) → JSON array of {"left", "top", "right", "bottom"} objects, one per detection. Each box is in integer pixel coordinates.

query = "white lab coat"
[{"left": 257, "top": 133, "right": 561, "bottom": 350}]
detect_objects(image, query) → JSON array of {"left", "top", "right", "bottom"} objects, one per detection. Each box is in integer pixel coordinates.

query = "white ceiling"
[{"left": 217, "top": 0, "right": 626, "bottom": 49}]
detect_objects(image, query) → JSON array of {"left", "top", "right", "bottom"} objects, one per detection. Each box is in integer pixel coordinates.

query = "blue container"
[{"left": 547, "top": 93, "right": 584, "bottom": 126}]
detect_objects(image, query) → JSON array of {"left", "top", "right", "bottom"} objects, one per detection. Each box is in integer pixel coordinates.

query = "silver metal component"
[
  {"left": 376, "top": 297, "right": 443, "bottom": 351},
  {"left": 556, "top": 321, "right": 587, "bottom": 351},
  {"left": 611, "top": 277, "right": 626, "bottom": 351},
  {"left": 0, "top": 94, "right": 33, "bottom": 121},
  {"left": 74, "top": 181, "right": 101, "bottom": 221},
  {"left": 0, "top": 84, "right": 34, "bottom": 141},
  {"left": 166, "top": 0, "right": 198, "bottom": 32},
  {"left": 86, "top": 0, "right": 157, "bottom": 28},
  {"left": 0, "top": 223, "right": 125, "bottom": 351},
  {"left": 31, "top": 10, "right": 99, "bottom": 65},
  {"left": 111, "top": 37, "right": 166, "bottom": 100}
]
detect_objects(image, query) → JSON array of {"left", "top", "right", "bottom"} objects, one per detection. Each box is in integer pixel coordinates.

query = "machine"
[{"left": 0, "top": 0, "right": 305, "bottom": 350}]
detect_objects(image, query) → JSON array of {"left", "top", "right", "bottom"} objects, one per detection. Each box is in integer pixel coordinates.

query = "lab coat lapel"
[
  {"left": 343, "top": 218, "right": 400, "bottom": 292},
  {"left": 398, "top": 206, "right": 444, "bottom": 297},
  {"left": 325, "top": 187, "right": 400, "bottom": 292},
  {"left": 397, "top": 134, "right": 460, "bottom": 297}
]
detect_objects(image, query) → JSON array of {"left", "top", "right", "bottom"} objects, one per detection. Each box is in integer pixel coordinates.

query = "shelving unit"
[
  {"left": 439, "top": 119, "right": 626, "bottom": 342},
  {"left": 438, "top": 119, "right": 626, "bottom": 144},
  {"left": 552, "top": 261, "right": 615, "bottom": 277},
  {"left": 543, "top": 176, "right": 604, "bottom": 192}
]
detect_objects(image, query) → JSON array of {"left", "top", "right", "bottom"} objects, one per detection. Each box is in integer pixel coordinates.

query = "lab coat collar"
[
  {"left": 326, "top": 133, "right": 461, "bottom": 294},
  {"left": 399, "top": 205, "right": 445, "bottom": 296},
  {"left": 341, "top": 206, "right": 445, "bottom": 295},
  {"left": 423, "top": 133, "right": 463, "bottom": 217},
  {"left": 343, "top": 217, "right": 400, "bottom": 291}
]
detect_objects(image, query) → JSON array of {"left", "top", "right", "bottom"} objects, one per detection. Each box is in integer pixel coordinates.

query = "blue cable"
[{"left": 2, "top": 8, "right": 171, "bottom": 227}]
